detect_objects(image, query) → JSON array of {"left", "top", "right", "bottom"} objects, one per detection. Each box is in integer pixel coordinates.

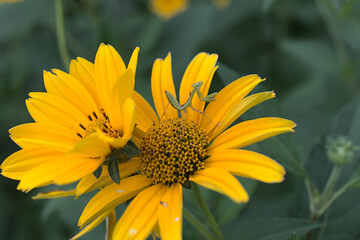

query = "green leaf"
[
  {"left": 41, "top": 194, "right": 105, "bottom": 240},
  {"left": 254, "top": 133, "right": 307, "bottom": 179},
  {"left": 215, "top": 178, "right": 258, "bottom": 226},
  {"left": 279, "top": 39, "right": 339, "bottom": 74},
  {"left": 347, "top": 176, "right": 360, "bottom": 188},
  {"left": 108, "top": 159, "right": 120, "bottom": 185},
  {"left": 122, "top": 140, "right": 141, "bottom": 157},
  {"left": 307, "top": 95, "right": 360, "bottom": 189},
  {"left": 183, "top": 180, "right": 192, "bottom": 189},
  {"left": 0, "top": 0, "right": 54, "bottom": 42},
  {"left": 217, "top": 62, "right": 245, "bottom": 86},
  {"left": 262, "top": 0, "right": 279, "bottom": 12},
  {"left": 106, "top": 148, "right": 129, "bottom": 164},
  {"left": 217, "top": 62, "right": 306, "bottom": 178},
  {"left": 319, "top": 189, "right": 360, "bottom": 240},
  {"left": 224, "top": 217, "right": 322, "bottom": 240},
  {"left": 105, "top": 140, "right": 140, "bottom": 165},
  {"left": 92, "top": 165, "right": 102, "bottom": 179},
  {"left": 285, "top": 232, "right": 299, "bottom": 240}
]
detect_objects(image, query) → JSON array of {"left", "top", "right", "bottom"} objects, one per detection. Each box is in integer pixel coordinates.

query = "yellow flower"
[
  {"left": 77, "top": 52, "right": 296, "bottom": 239},
  {"left": 150, "top": 0, "right": 188, "bottom": 19},
  {"left": 213, "top": 0, "right": 231, "bottom": 8},
  {"left": 1, "top": 44, "right": 141, "bottom": 195}
]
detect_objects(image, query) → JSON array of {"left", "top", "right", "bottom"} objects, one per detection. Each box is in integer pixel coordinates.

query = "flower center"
[
  {"left": 77, "top": 109, "right": 122, "bottom": 139},
  {"left": 76, "top": 109, "right": 139, "bottom": 184},
  {"left": 140, "top": 118, "right": 209, "bottom": 185}
]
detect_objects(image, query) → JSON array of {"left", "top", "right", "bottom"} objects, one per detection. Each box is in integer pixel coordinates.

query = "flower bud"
[{"left": 326, "top": 136, "right": 359, "bottom": 165}]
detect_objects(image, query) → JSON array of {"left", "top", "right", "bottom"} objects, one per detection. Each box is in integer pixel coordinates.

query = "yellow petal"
[
  {"left": 1, "top": 171, "right": 27, "bottom": 180},
  {"left": 205, "top": 149, "right": 285, "bottom": 183},
  {"left": 25, "top": 99, "right": 57, "bottom": 128},
  {"left": 158, "top": 183, "right": 183, "bottom": 240},
  {"left": 117, "top": 158, "right": 143, "bottom": 179},
  {"left": 69, "top": 57, "right": 101, "bottom": 109},
  {"left": 1, "top": 149, "right": 63, "bottom": 180},
  {"left": 128, "top": 47, "right": 140, "bottom": 76},
  {"left": 151, "top": 54, "right": 178, "bottom": 119},
  {"left": 200, "top": 74, "right": 264, "bottom": 132},
  {"left": 150, "top": 0, "right": 188, "bottom": 19},
  {"left": 27, "top": 92, "right": 90, "bottom": 132},
  {"left": 9, "top": 123, "right": 78, "bottom": 151},
  {"left": 208, "top": 91, "right": 275, "bottom": 140},
  {"left": 54, "top": 157, "right": 103, "bottom": 185},
  {"left": 108, "top": 69, "right": 135, "bottom": 131},
  {"left": 152, "top": 224, "right": 161, "bottom": 240},
  {"left": 16, "top": 157, "right": 66, "bottom": 192},
  {"left": 17, "top": 155, "right": 102, "bottom": 192},
  {"left": 132, "top": 214, "right": 158, "bottom": 240},
  {"left": 32, "top": 189, "right": 76, "bottom": 199},
  {"left": 122, "top": 98, "right": 136, "bottom": 141},
  {"left": 113, "top": 183, "right": 167, "bottom": 240},
  {"left": 70, "top": 132, "right": 111, "bottom": 157},
  {"left": 207, "top": 117, "right": 296, "bottom": 154},
  {"left": 12, "top": 138, "right": 72, "bottom": 153},
  {"left": 95, "top": 129, "right": 130, "bottom": 150},
  {"left": 94, "top": 44, "right": 127, "bottom": 115},
  {"left": 107, "top": 210, "right": 117, "bottom": 240},
  {"left": 76, "top": 157, "right": 142, "bottom": 196},
  {"left": 190, "top": 167, "right": 249, "bottom": 203},
  {"left": 10, "top": 122, "right": 78, "bottom": 143},
  {"left": 179, "top": 53, "right": 207, "bottom": 105},
  {"left": 78, "top": 175, "right": 152, "bottom": 228},
  {"left": 131, "top": 128, "right": 145, "bottom": 148},
  {"left": 44, "top": 69, "right": 99, "bottom": 116},
  {"left": 71, "top": 210, "right": 112, "bottom": 240},
  {"left": 75, "top": 166, "right": 108, "bottom": 196},
  {"left": 132, "top": 91, "right": 159, "bottom": 133},
  {"left": 179, "top": 53, "right": 218, "bottom": 123}
]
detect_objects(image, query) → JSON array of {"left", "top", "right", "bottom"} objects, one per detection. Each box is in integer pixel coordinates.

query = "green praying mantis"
[{"left": 165, "top": 81, "right": 220, "bottom": 126}]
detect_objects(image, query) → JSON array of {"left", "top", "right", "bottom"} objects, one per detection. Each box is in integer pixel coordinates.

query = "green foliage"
[
  {"left": 215, "top": 178, "right": 258, "bottom": 226},
  {"left": 304, "top": 96, "right": 360, "bottom": 239},
  {"left": 122, "top": 140, "right": 141, "bottom": 157},
  {"left": 1, "top": 0, "right": 360, "bottom": 239},
  {"left": 224, "top": 217, "right": 322, "bottom": 240},
  {"left": 108, "top": 158, "right": 121, "bottom": 185},
  {"left": 285, "top": 232, "right": 299, "bottom": 240},
  {"left": 218, "top": 63, "right": 307, "bottom": 178}
]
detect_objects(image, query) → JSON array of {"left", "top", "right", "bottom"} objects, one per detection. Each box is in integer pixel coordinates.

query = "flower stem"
[
  {"left": 192, "top": 183, "right": 224, "bottom": 240},
  {"left": 183, "top": 207, "right": 217, "bottom": 240},
  {"left": 318, "top": 177, "right": 354, "bottom": 216},
  {"left": 54, "top": 0, "right": 70, "bottom": 70},
  {"left": 305, "top": 178, "right": 315, "bottom": 216},
  {"left": 105, "top": 210, "right": 116, "bottom": 240},
  {"left": 322, "top": 165, "right": 341, "bottom": 199},
  {"left": 306, "top": 165, "right": 344, "bottom": 240}
]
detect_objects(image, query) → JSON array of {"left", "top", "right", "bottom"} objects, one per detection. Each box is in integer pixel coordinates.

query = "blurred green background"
[{"left": 1, "top": 0, "right": 360, "bottom": 239}]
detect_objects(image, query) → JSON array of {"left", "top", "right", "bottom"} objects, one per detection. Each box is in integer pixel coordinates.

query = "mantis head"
[{"left": 192, "top": 81, "right": 203, "bottom": 89}]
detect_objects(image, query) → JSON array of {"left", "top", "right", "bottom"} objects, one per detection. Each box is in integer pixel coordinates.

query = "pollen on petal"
[{"left": 129, "top": 228, "right": 137, "bottom": 236}]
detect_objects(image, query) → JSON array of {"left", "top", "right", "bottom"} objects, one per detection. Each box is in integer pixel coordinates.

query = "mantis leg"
[
  {"left": 189, "top": 105, "right": 220, "bottom": 127},
  {"left": 160, "top": 102, "right": 170, "bottom": 121},
  {"left": 194, "top": 88, "right": 217, "bottom": 102}
]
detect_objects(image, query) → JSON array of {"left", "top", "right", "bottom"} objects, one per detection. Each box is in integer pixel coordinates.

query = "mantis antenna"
[{"left": 164, "top": 81, "right": 220, "bottom": 126}]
